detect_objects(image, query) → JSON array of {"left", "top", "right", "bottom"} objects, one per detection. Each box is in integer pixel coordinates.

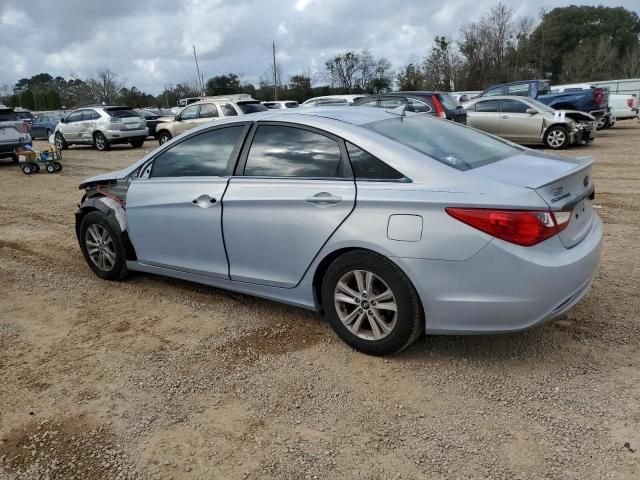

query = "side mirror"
[
  {"left": 60, "top": 117, "right": 66, "bottom": 123},
  {"left": 526, "top": 108, "right": 537, "bottom": 115}
]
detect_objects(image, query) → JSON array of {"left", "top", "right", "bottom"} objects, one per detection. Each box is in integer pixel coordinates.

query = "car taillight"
[
  {"left": 594, "top": 88, "right": 602, "bottom": 105},
  {"left": 432, "top": 96, "right": 447, "bottom": 119},
  {"left": 445, "top": 208, "right": 572, "bottom": 247},
  {"left": 627, "top": 98, "right": 633, "bottom": 108}
]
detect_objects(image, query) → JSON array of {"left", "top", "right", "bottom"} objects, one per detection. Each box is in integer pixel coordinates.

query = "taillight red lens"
[
  {"left": 445, "top": 208, "right": 571, "bottom": 247},
  {"left": 432, "top": 96, "right": 447, "bottom": 119},
  {"left": 594, "top": 88, "right": 602, "bottom": 105},
  {"left": 627, "top": 98, "right": 633, "bottom": 108}
]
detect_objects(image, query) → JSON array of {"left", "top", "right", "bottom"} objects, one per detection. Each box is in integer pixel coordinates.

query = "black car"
[
  {"left": 137, "top": 110, "right": 161, "bottom": 138},
  {"left": 353, "top": 92, "right": 467, "bottom": 124}
]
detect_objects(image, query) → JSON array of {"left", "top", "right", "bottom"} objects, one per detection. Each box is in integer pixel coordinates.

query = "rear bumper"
[
  {"left": 104, "top": 128, "right": 148, "bottom": 142},
  {"left": 393, "top": 214, "right": 603, "bottom": 334}
]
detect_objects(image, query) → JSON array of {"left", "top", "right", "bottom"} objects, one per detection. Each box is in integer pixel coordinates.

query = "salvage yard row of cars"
[{"left": 4, "top": 77, "right": 634, "bottom": 354}]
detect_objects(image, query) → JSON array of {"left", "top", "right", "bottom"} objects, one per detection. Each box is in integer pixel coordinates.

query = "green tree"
[
  {"left": 205, "top": 74, "right": 242, "bottom": 95},
  {"left": 396, "top": 63, "right": 424, "bottom": 91}
]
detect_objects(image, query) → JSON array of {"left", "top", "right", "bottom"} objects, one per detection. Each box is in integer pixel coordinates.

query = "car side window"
[
  {"left": 346, "top": 142, "right": 404, "bottom": 180},
  {"left": 82, "top": 110, "right": 99, "bottom": 121},
  {"left": 219, "top": 103, "right": 238, "bottom": 116},
  {"left": 483, "top": 87, "right": 503, "bottom": 97},
  {"left": 244, "top": 125, "right": 347, "bottom": 178},
  {"left": 66, "top": 111, "right": 83, "bottom": 123},
  {"left": 179, "top": 105, "right": 199, "bottom": 121},
  {"left": 408, "top": 99, "right": 431, "bottom": 113},
  {"left": 150, "top": 126, "right": 245, "bottom": 178},
  {"left": 507, "top": 84, "right": 530, "bottom": 97},
  {"left": 198, "top": 103, "right": 219, "bottom": 118},
  {"left": 358, "top": 98, "right": 379, "bottom": 107},
  {"left": 475, "top": 100, "right": 499, "bottom": 112},
  {"left": 379, "top": 97, "right": 405, "bottom": 109},
  {"left": 501, "top": 99, "right": 529, "bottom": 114}
]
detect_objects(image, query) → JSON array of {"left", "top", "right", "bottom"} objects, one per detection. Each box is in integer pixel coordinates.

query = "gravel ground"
[{"left": 1, "top": 123, "right": 639, "bottom": 480}]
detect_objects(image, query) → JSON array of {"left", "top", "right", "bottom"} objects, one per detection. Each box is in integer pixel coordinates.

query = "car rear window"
[
  {"left": 0, "top": 109, "right": 19, "bottom": 121},
  {"left": 105, "top": 108, "right": 138, "bottom": 118},
  {"left": 438, "top": 94, "right": 459, "bottom": 110},
  {"left": 364, "top": 115, "right": 522, "bottom": 171},
  {"left": 285, "top": 102, "right": 299, "bottom": 108},
  {"left": 237, "top": 102, "right": 268, "bottom": 114}
]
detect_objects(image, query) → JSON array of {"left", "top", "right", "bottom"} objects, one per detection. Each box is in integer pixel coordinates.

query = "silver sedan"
[{"left": 75, "top": 107, "right": 602, "bottom": 355}]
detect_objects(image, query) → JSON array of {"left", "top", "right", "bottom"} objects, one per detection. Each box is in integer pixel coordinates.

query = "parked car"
[
  {"left": 262, "top": 100, "right": 299, "bottom": 109},
  {"left": 155, "top": 98, "right": 267, "bottom": 145},
  {"left": 301, "top": 95, "right": 366, "bottom": 107},
  {"left": 464, "top": 96, "right": 596, "bottom": 149},
  {"left": 608, "top": 94, "right": 638, "bottom": 121},
  {"left": 478, "top": 80, "right": 610, "bottom": 127},
  {"left": 75, "top": 107, "right": 602, "bottom": 356},
  {"left": 30, "top": 112, "right": 65, "bottom": 139},
  {"left": 353, "top": 92, "right": 467, "bottom": 124},
  {"left": 0, "top": 106, "right": 32, "bottom": 161},
  {"left": 550, "top": 83, "right": 616, "bottom": 129},
  {"left": 14, "top": 108, "right": 34, "bottom": 127},
  {"left": 54, "top": 106, "right": 148, "bottom": 151},
  {"left": 136, "top": 109, "right": 161, "bottom": 138}
]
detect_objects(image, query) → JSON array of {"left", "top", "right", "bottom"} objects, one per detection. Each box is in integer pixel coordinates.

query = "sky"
[{"left": 1, "top": 0, "right": 638, "bottom": 95}]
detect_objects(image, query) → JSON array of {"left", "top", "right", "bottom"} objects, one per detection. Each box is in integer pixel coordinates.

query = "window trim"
[
  {"left": 474, "top": 99, "right": 500, "bottom": 113},
  {"left": 499, "top": 98, "right": 529, "bottom": 114},
  {"left": 197, "top": 102, "right": 220, "bottom": 119},
  {"left": 234, "top": 121, "right": 353, "bottom": 180},
  {"left": 133, "top": 122, "right": 252, "bottom": 181},
  {"left": 345, "top": 141, "right": 411, "bottom": 183}
]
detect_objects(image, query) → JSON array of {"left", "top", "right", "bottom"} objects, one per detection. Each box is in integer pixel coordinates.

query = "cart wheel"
[
  {"left": 21, "top": 164, "right": 33, "bottom": 175},
  {"left": 32, "top": 163, "right": 40, "bottom": 172},
  {"left": 53, "top": 162, "right": 62, "bottom": 172},
  {"left": 46, "top": 164, "right": 56, "bottom": 174}
]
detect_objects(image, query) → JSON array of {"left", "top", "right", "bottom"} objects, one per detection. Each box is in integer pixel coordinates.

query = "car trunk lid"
[{"left": 468, "top": 151, "right": 595, "bottom": 248}]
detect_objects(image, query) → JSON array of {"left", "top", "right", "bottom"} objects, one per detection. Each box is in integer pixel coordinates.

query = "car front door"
[
  {"left": 499, "top": 99, "right": 543, "bottom": 142},
  {"left": 126, "top": 124, "right": 249, "bottom": 278},
  {"left": 222, "top": 123, "right": 356, "bottom": 288},
  {"left": 174, "top": 104, "right": 199, "bottom": 135},
  {"left": 61, "top": 111, "right": 84, "bottom": 141},
  {"left": 466, "top": 100, "right": 500, "bottom": 134}
]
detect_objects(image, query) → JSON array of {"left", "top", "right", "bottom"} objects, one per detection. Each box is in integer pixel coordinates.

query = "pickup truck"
[
  {"left": 0, "top": 106, "right": 32, "bottom": 162},
  {"left": 477, "top": 80, "right": 609, "bottom": 124}
]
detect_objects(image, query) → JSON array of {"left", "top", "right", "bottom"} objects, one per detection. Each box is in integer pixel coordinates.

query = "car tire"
[
  {"left": 130, "top": 138, "right": 145, "bottom": 148},
  {"left": 55, "top": 132, "right": 68, "bottom": 150},
  {"left": 93, "top": 132, "right": 110, "bottom": 151},
  {"left": 596, "top": 116, "right": 610, "bottom": 130},
  {"left": 321, "top": 250, "right": 424, "bottom": 356},
  {"left": 32, "top": 163, "right": 40, "bottom": 172},
  {"left": 157, "top": 131, "right": 171, "bottom": 145},
  {"left": 544, "top": 126, "right": 570, "bottom": 149},
  {"left": 53, "top": 161, "right": 62, "bottom": 172},
  {"left": 79, "top": 211, "right": 129, "bottom": 281}
]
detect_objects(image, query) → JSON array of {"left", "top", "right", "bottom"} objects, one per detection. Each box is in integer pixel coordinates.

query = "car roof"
[{"left": 249, "top": 106, "right": 400, "bottom": 126}]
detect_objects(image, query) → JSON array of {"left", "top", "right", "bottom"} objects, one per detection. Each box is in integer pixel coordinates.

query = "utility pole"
[
  {"left": 272, "top": 41, "right": 278, "bottom": 100},
  {"left": 193, "top": 45, "right": 205, "bottom": 96}
]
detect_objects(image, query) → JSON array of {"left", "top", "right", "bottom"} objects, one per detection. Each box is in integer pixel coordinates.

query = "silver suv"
[{"left": 54, "top": 106, "right": 148, "bottom": 151}]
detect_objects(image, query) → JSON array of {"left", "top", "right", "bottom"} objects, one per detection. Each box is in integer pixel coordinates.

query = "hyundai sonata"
[{"left": 75, "top": 107, "right": 602, "bottom": 355}]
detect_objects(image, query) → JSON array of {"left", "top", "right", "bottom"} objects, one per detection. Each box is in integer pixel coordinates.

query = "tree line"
[{"left": 1, "top": 4, "right": 638, "bottom": 111}]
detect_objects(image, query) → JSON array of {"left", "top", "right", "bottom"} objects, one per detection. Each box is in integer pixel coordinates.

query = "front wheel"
[
  {"left": 21, "top": 164, "right": 33, "bottom": 175},
  {"left": 53, "top": 161, "right": 62, "bottom": 172},
  {"left": 79, "top": 212, "right": 129, "bottom": 280},
  {"left": 55, "top": 132, "right": 68, "bottom": 150},
  {"left": 157, "top": 131, "right": 171, "bottom": 145},
  {"left": 321, "top": 251, "right": 424, "bottom": 356},
  {"left": 46, "top": 164, "right": 55, "bottom": 173},
  {"left": 94, "top": 132, "right": 110, "bottom": 151},
  {"left": 544, "top": 126, "right": 570, "bottom": 149}
]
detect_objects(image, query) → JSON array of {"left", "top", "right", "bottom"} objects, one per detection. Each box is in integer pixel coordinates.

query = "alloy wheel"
[
  {"left": 547, "top": 130, "right": 565, "bottom": 148},
  {"left": 95, "top": 134, "right": 106, "bottom": 150},
  {"left": 85, "top": 224, "right": 116, "bottom": 272},
  {"left": 334, "top": 270, "right": 398, "bottom": 340}
]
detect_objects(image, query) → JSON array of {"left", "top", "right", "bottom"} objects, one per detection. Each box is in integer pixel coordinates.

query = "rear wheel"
[
  {"left": 21, "top": 164, "right": 33, "bottom": 175},
  {"left": 45, "top": 164, "right": 55, "bottom": 173},
  {"left": 544, "top": 126, "right": 570, "bottom": 149},
  {"left": 157, "top": 131, "right": 171, "bottom": 145},
  {"left": 321, "top": 251, "right": 424, "bottom": 356},
  {"left": 32, "top": 163, "right": 40, "bottom": 172},
  {"left": 53, "top": 161, "right": 62, "bottom": 172},
  {"left": 79, "top": 212, "right": 129, "bottom": 280},
  {"left": 55, "top": 132, "right": 68, "bottom": 150},
  {"left": 130, "top": 137, "right": 145, "bottom": 148},
  {"left": 94, "top": 132, "right": 110, "bottom": 151}
]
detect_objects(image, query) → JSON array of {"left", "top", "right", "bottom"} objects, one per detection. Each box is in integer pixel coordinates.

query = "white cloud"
[
  {"left": 295, "top": 0, "right": 313, "bottom": 12},
  {"left": 0, "top": 6, "right": 27, "bottom": 24},
  {"left": 278, "top": 21, "right": 288, "bottom": 35}
]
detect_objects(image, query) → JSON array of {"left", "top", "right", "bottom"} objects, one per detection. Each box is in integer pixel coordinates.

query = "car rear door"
[
  {"left": 126, "top": 124, "right": 249, "bottom": 278},
  {"left": 194, "top": 103, "right": 220, "bottom": 125},
  {"left": 498, "top": 98, "right": 543, "bottom": 142},
  {"left": 466, "top": 99, "right": 500, "bottom": 134},
  {"left": 222, "top": 122, "right": 356, "bottom": 288}
]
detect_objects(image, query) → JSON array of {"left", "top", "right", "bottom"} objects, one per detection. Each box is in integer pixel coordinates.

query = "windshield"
[
  {"left": 237, "top": 102, "right": 268, "bottom": 114},
  {"left": 365, "top": 115, "right": 522, "bottom": 171},
  {"left": 526, "top": 98, "right": 556, "bottom": 114}
]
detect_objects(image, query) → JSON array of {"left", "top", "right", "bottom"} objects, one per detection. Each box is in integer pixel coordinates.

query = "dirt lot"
[{"left": 0, "top": 123, "right": 639, "bottom": 480}]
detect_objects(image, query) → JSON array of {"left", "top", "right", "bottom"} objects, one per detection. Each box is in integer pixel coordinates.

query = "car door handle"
[
  {"left": 192, "top": 194, "right": 217, "bottom": 208},
  {"left": 305, "top": 192, "right": 342, "bottom": 206},
  {"left": 501, "top": 115, "right": 508, "bottom": 119}
]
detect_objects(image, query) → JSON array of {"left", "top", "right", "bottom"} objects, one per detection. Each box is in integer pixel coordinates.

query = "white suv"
[{"left": 54, "top": 106, "right": 148, "bottom": 151}]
